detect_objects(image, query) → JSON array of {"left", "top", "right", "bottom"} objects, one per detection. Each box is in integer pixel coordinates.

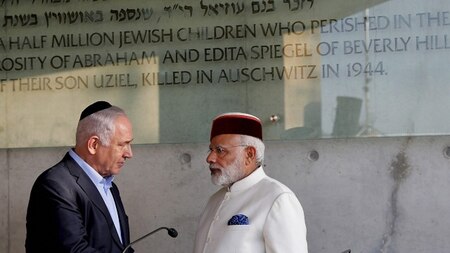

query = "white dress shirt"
[{"left": 194, "top": 167, "right": 308, "bottom": 253}]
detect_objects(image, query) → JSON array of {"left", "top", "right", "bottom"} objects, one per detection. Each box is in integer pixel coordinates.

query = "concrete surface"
[{"left": 2, "top": 136, "right": 450, "bottom": 252}]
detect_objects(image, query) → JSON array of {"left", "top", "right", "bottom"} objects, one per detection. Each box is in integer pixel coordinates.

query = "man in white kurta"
[{"left": 194, "top": 112, "right": 308, "bottom": 253}]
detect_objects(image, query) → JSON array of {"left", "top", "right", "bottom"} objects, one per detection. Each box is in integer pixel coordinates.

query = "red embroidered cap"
[{"left": 210, "top": 112, "right": 263, "bottom": 140}]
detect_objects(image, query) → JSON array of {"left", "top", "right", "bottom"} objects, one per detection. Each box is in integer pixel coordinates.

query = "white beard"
[{"left": 211, "top": 155, "right": 245, "bottom": 186}]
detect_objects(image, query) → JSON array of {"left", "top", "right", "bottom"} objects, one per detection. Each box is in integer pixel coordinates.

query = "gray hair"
[
  {"left": 76, "top": 106, "right": 126, "bottom": 147},
  {"left": 240, "top": 135, "right": 265, "bottom": 167}
]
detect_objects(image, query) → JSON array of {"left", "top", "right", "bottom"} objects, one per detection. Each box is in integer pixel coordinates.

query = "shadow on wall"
[
  {"left": 332, "top": 96, "right": 362, "bottom": 137},
  {"left": 281, "top": 96, "right": 363, "bottom": 139},
  {"left": 281, "top": 101, "right": 322, "bottom": 139}
]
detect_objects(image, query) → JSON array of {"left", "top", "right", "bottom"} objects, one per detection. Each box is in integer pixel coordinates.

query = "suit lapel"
[
  {"left": 111, "top": 183, "right": 130, "bottom": 246},
  {"left": 64, "top": 154, "right": 125, "bottom": 248}
]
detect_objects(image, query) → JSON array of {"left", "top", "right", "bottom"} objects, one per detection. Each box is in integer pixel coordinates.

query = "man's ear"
[
  {"left": 245, "top": 146, "right": 257, "bottom": 164},
  {"left": 87, "top": 136, "right": 100, "bottom": 155}
]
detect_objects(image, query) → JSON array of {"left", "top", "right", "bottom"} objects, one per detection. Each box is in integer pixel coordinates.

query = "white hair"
[
  {"left": 75, "top": 106, "right": 126, "bottom": 147},
  {"left": 240, "top": 135, "right": 265, "bottom": 167}
]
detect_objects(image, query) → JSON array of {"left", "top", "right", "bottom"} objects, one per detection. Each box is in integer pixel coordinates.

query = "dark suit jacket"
[{"left": 25, "top": 153, "right": 133, "bottom": 253}]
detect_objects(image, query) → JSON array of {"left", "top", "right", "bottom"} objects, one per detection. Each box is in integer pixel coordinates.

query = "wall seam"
[{"left": 6, "top": 149, "right": 10, "bottom": 253}]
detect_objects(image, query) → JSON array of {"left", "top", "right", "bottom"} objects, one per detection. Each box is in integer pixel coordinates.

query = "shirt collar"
[
  {"left": 229, "top": 166, "right": 266, "bottom": 192},
  {"left": 68, "top": 149, "right": 115, "bottom": 191}
]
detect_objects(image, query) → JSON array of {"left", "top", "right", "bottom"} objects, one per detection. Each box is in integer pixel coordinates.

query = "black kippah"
[{"left": 79, "top": 101, "right": 112, "bottom": 121}]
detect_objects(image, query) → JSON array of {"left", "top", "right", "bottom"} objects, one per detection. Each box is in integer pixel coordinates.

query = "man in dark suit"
[{"left": 25, "top": 101, "right": 134, "bottom": 253}]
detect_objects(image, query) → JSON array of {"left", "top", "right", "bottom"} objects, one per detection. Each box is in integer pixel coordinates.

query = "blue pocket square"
[{"left": 228, "top": 214, "right": 249, "bottom": 225}]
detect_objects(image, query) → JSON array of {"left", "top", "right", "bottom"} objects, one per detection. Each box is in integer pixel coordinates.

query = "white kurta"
[{"left": 194, "top": 167, "right": 308, "bottom": 253}]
